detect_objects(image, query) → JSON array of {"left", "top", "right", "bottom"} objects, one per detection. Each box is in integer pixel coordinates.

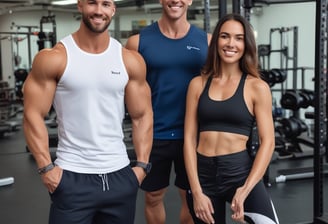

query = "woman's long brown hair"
[{"left": 202, "top": 13, "right": 259, "bottom": 78}]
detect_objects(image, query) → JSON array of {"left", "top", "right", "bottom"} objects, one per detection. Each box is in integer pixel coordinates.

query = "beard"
[{"left": 82, "top": 14, "right": 111, "bottom": 33}]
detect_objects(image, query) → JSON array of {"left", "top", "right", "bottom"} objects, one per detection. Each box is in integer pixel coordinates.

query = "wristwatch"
[
  {"left": 37, "top": 162, "right": 56, "bottom": 175},
  {"left": 131, "top": 161, "right": 152, "bottom": 174}
]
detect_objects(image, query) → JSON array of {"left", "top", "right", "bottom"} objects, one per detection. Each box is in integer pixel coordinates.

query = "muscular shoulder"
[
  {"left": 31, "top": 43, "right": 66, "bottom": 80},
  {"left": 125, "top": 34, "right": 140, "bottom": 51},
  {"left": 122, "top": 47, "right": 146, "bottom": 79}
]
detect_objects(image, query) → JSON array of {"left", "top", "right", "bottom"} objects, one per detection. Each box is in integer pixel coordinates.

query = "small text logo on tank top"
[
  {"left": 186, "top": 45, "right": 200, "bottom": 51},
  {"left": 111, "top": 71, "right": 121, "bottom": 75}
]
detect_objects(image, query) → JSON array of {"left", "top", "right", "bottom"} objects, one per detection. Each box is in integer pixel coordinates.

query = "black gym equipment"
[
  {"left": 0, "top": 80, "right": 20, "bottom": 137},
  {"left": 14, "top": 68, "right": 28, "bottom": 100},
  {"left": 37, "top": 13, "right": 56, "bottom": 51},
  {"left": 1, "top": 15, "right": 57, "bottom": 107},
  {"left": 278, "top": 116, "right": 308, "bottom": 139},
  {"left": 8, "top": 23, "right": 39, "bottom": 69},
  {"left": 276, "top": 87, "right": 315, "bottom": 157},
  {"left": 0, "top": 36, "right": 3, "bottom": 81},
  {"left": 263, "top": 29, "right": 316, "bottom": 158},
  {"left": 275, "top": 2, "right": 328, "bottom": 223},
  {"left": 274, "top": 66, "right": 316, "bottom": 158},
  {"left": 258, "top": 26, "right": 298, "bottom": 84},
  {"left": 251, "top": 0, "right": 327, "bottom": 222},
  {"left": 260, "top": 68, "right": 287, "bottom": 87},
  {"left": 274, "top": 115, "right": 315, "bottom": 160},
  {"left": 280, "top": 89, "right": 314, "bottom": 111},
  {"left": 312, "top": 1, "right": 327, "bottom": 221},
  {"left": 258, "top": 44, "right": 271, "bottom": 57}
]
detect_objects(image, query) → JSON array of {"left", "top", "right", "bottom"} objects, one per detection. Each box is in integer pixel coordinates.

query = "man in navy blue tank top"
[{"left": 125, "top": 0, "right": 211, "bottom": 223}]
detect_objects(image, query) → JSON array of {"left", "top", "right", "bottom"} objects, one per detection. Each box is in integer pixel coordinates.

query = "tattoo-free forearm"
[
  {"left": 23, "top": 115, "right": 52, "bottom": 169},
  {"left": 131, "top": 111, "right": 153, "bottom": 163}
]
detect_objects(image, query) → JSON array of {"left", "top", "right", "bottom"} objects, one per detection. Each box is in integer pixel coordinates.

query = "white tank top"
[{"left": 53, "top": 35, "right": 130, "bottom": 174}]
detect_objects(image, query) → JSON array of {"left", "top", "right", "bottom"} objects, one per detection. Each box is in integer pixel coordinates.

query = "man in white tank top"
[{"left": 23, "top": 0, "right": 153, "bottom": 223}]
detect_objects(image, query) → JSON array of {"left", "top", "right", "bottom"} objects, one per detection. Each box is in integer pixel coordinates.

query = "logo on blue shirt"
[{"left": 186, "top": 45, "right": 200, "bottom": 51}]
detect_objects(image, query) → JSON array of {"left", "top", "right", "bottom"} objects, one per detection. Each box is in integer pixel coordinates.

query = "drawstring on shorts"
[{"left": 99, "top": 174, "right": 110, "bottom": 191}]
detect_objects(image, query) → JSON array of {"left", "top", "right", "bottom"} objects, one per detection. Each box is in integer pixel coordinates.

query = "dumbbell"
[
  {"left": 279, "top": 117, "right": 308, "bottom": 138},
  {"left": 270, "top": 68, "right": 287, "bottom": 84},
  {"left": 260, "top": 69, "right": 287, "bottom": 87},
  {"left": 280, "top": 89, "right": 314, "bottom": 110},
  {"left": 280, "top": 90, "right": 301, "bottom": 110},
  {"left": 299, "top": 89, "right": 314, "bottom": 108}
]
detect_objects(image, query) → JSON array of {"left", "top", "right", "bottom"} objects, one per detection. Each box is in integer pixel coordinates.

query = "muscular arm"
[
  {"left": 23, "top": 45, "right": 65, "bottom": 192},
  {"left": 23, "top": 47, "right": 64, "bottom": 168},
  {"left": 123, "top": 47, "right": 153, "bottom": 172}
]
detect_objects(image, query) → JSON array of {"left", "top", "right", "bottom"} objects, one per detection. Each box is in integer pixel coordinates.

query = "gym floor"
[{"left": 0, "top": 118, "right": 327, "bottom": 224}]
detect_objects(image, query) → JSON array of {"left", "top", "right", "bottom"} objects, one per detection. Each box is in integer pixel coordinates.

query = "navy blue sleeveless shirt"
[{"left": 139, "top": 22, "right": 208, "bottom": 139}]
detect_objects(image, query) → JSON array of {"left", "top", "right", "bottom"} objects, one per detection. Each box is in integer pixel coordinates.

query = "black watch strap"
[
  {"left": 38, "top": 163, "right": 56, "bottom": 175},
  {"left": 131, "top": 161, "right": 152, "bottom": 174}
]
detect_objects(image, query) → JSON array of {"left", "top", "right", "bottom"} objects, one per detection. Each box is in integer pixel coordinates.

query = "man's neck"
[
  {"left": 72, "top": 29, "right": 110, "bottom": 54},
  {"left": 157, "top": 17, "right": 190, "bottom": 39}
]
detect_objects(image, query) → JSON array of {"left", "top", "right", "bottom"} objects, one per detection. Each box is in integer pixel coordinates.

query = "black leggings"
[{"left": 186, "top": 150, "right": 279, "bottom": 224}]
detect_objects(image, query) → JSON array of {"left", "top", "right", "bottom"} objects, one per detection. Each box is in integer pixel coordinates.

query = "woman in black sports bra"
[{"left": 184, "top": 13, "right": 279, "bottom": 224}]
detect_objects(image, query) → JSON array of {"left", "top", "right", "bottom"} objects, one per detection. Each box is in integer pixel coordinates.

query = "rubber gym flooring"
[{"left": 0, "top": 120, "right": 327, "bottom": 224}]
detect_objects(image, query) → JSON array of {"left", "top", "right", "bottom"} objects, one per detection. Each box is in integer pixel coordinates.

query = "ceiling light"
[
  {"left": 51, "top": 0, "right": 77, "bottom": 6},
  {"left": 51, "top": 0, "right": 123, "bottom": 5}
]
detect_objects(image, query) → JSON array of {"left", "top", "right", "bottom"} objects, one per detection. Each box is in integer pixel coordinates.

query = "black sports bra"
[{"left": 197, "top": 73, "right": 254, "bottom": 136}]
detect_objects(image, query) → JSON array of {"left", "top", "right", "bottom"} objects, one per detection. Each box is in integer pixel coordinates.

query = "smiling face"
[
  {"left": 78, "top": 0, "right": 116, "bottom": 33},
  {"left": 202, "top": 14, "right": 259, "bottom": 78},
  {"left": 217, "top": 20, "right": 245, "bottom": 65},
  {"left": 160, "top": 0, "right": 192, "bottom": 20}
]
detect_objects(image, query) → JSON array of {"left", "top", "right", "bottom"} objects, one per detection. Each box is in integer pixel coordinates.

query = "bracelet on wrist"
[{"left": 38, "top": 163, "right": 56, "bottom": 175}]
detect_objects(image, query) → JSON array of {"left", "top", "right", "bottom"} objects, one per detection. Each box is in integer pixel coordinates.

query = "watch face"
[
  {"left": 133, "top": 161, "right": 152, "bottom": 174},
  {"left": 146, "top": 163, "right": 152, "bottom": 173}
]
